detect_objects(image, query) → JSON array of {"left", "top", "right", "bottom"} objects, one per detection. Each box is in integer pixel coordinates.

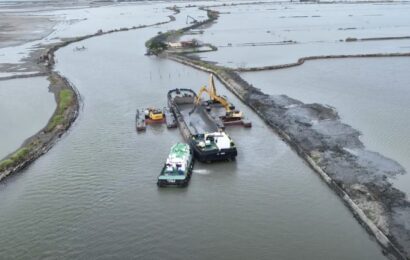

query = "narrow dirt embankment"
[
  {"left": 145, "top": 5, "right": 410, "bottom": 260},
  {"left": 235, "top": 52, "right": 410, "bottom": 72},
  {"left": 0, "top": 11, "right": 178, "bottom": 182}
]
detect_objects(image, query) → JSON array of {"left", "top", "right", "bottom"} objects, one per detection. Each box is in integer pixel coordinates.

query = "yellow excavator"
[
  {"left": 192, "top": 74, "right": 243, "bottom": 121},
  {"left": 145, "top": 108, "right": 164, "bottom": 121}
]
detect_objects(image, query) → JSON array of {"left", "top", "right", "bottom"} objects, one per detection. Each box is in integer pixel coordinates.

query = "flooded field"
[
  {"left": 183, "top": 2, "right": 410, "bottom": 68},
  {"left": 241, "top": 57, "right": 410, "bottom": 195},
  {"left": 0, "top": 76, "right": 55, "bottom": 159},
  {"left": 0, "top": 7, "right": 387, "bottom": 259}
]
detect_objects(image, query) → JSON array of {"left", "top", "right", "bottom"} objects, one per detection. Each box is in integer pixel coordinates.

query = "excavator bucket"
[{"left": 189, "top": 86, "right": 204, "bottom": 115}]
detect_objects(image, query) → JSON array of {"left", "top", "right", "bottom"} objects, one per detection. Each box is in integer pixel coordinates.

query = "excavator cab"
[
  {"left": 146, "top": 108, "right": 164, "bottom": 121},
  {"left": 192, "top": 74, "right": 251, "bottom": 127},
  {"left": 226, "top": 110, "right": 243, "bottom": 119}
]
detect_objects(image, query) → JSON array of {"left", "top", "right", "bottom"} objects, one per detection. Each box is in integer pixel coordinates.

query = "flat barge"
[
  {"left": 191, "top": 132, "right": 237, "bottom": 162},
  {"left": 168, "top": 88, "right": 237, "bottom": 162}
]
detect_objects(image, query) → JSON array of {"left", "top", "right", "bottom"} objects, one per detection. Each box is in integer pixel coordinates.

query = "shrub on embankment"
[{"left": 145, "top": 8, "right": 219, "bottom": 55}]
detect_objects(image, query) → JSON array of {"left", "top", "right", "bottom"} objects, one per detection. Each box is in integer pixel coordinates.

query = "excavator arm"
[
  {"left": 209, "top": 74, "right": 217, "bottom": 101},
  {"left": 207, "top": 74, "right": 240, "bottom": 116},
  {"left": 210, "top": 95, "right": 231, "bottom": 113},
  {"left": 190, "top": 85, "right": 209, "bottom": 114},
  {"left": 191, "top": 74, "right": 243, "bottom": 119},
  {"left": 195, "top": 85, "right": 210, "bottom": 105},
  {"left": 195, "top": 84, "right": 232, "bottom": 113}
]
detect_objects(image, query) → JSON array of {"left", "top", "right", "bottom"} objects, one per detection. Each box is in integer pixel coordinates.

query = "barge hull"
[
  {"left": 192, "top": 146, "right": 237, "bottom": 162},
  {"left": 157, "top": 174, "right": 191, "bottom": 187},
  {"left": 157, "top": 162, "right": 194, "bottom": 188}
]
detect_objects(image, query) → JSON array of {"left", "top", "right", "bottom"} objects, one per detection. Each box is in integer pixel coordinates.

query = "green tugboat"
[{"left": 157, "top": 143, "right": 194, "bottom": 187}]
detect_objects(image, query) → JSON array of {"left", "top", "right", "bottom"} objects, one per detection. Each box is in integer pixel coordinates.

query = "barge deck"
[
  {"left": 168, "top": 88, "right": 237, "bottom": 162},
  {"left": 168, "top": 88, "right": 220, "bottom": 139}
]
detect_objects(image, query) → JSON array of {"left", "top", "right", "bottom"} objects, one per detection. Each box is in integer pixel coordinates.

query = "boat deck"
[
  {"left": 164, "top": 107, "right": 177, "bottom": 128},
  {"left": 178, "top": 103, "right": 219, "bottom": 135},
  {"left": 168, "top": 88, "right": 222, "bottom": 140}
]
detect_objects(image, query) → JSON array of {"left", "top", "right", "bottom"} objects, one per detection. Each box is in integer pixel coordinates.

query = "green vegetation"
[
  {"left": 47, "top": 89, "right": 74, "bottom": 132},
  {"left": 145, "top": 8, "right": 218, "bottom": 56},
  {"left": 0, "top": 148, "right": 30, "bottom": 171},
  {"left": 59, "top": 89, "right": 74, "bottom": 113},
  {"left": 147, "top": 41, "right": 168, "bottom": 54},
  {"left": 0, "top": 159, "right": 13, "bottom": 171},
  {"left": 1, "top": 87, "right": 75, "bottom": 172},
  {"left": 145, "top": 29, "right": 185, "bottom": 54},
  {"left": 10, "top": 148, "right": 29, "bottom": 161},
  {"left": 47, "top": 115, "right": 64, "bottom": 131}
]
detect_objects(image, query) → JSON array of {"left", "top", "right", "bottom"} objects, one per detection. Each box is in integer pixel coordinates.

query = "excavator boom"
[
  {"left": 209, "top": 74, "right": 217, "bottom": 101},
  {"left": 191, "top": 74, "right": 244, "bottom": 120}
]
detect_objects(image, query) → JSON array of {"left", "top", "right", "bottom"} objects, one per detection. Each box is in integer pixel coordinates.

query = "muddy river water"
[
  {"left": 0, "top": 77, "right": 55, "bottom": 159},
  {"left": 0, "top": 9, "right": 388, "bottom": 259}
]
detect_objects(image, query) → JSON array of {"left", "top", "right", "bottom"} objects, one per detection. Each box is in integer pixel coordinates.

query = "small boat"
[
  {"left": 135, "top": 109, "right": 146, "bottom": 131},
  {"left": 190, "top": 131, "right": 237, "bottom": 162},
  {"left": 157, "top": 143, "right": 194, "bottom": 187},
  {"left": 136, "top": 107, "right": 169, "bottom": 132},
  {"left": 144, "top": 107, "right": 165, "bottom": 123}
]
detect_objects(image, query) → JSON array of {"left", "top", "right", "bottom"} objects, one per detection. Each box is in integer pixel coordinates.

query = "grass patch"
[
  {"left": 0, "top": 148, "right": 30, "bottom": 171},
  {"left": 47, "top": 115, "right": 64, "bottom": 132},
  {"left": 10, "top": 148, "right": 29, "bottom": 161},
  {"left": 58, "top": 89, "right": 74, "bottom": 113},
  {"left": 0, "top": 159, "right": 14, "bottom": 171},
  {"left": 46, "top": 89, "right": 74, "bottom": 132}
]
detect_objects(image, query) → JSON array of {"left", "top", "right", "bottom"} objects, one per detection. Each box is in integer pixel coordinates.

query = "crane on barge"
[{"left": 191, "top": 74, "right": 244, "bottom": 122}]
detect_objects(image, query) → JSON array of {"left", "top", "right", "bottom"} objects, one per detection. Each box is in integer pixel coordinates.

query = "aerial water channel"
[{"left": 0, "top": 5, "right": 387, "bottom": 259}]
